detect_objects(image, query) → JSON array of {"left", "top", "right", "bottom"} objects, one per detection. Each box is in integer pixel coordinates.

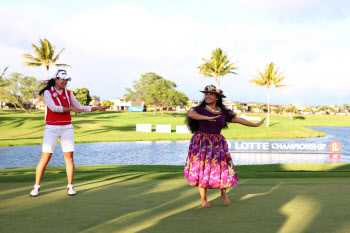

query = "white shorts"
[{"left": 42, "top": 124, "right": 75, "bottom": 153}]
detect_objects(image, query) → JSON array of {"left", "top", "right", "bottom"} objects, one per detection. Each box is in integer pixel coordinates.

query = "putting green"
[{"left": 1, "top": 164, "right": 350, "bottom": 233}]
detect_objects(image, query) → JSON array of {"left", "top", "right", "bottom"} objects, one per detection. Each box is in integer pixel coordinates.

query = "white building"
[
  {"left": 109, "top": 98, "right": 144, "bottom": 111},
  {"left": 188, "top": 100, "right": 200, "bottom": 108}
]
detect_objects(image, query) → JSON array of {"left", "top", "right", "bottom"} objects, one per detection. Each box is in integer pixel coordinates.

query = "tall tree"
[
  {"left": 0, "top": 73, "right": 39, "bottom": 114},
  {"left": 284, "top": 105, "right": 298, "bottom": 120},
  {"left": 303, "top": 106, "right": 314, "bottom": 115},
  {"left": 124, "top": 72, "right": 186, "bottom": 115},
  {"left": 250, "top": 63, "right": 287, "bottom": 127},
  {"left": 343, "top": 103, "right": 349, "bottom": 115},
  {"left": 163, "top": 89, "right": 188, "bottom": 114},
  {"left": 74, "top": 88, "right": 92, "bottom": 106},
  {"left": 316, "top": 106, "right": 329, "bottom": 115},
  {"left": 22, "top": 39, "right": 71, "bottom": 80},
  {"left": 101, "top": 100, "right": 113, "bottom": 108},
  {"left": 235, "top": 102, "right": 242, "bottom": 112},
  {"left": 197, "top": 48, "right": 238, "bottom": 89}
]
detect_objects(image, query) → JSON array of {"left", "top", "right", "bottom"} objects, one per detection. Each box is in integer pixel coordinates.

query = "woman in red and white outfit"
[{"left": 30, "top": 69, "right": 109, "bottom": 197}]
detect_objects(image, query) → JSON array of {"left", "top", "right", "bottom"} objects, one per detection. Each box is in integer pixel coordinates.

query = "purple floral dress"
[{"left": 184, "top": 107, "right": 238, "bottom": 189}]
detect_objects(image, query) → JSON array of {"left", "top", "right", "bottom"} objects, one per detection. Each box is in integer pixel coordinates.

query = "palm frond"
[
  {"left": 31, "top": 44, "right": 45, "bottom": 61},
  {"left": 22, "top": 62, "right": 42, "bottom": 67},
  {"left": 39, "top": 39, "right": 47, "bottom": 58},
  {"left": 51, "top": 48, "right": 66, "bottom": 64},
  {"left": 22, "top": 54, "right": 42, "bottom": 63},
  {"left": 274, "top": 76, "right": 287, "bottom": 85},
  {"left": 252, "top": 63, "right": 287, "bottom": 89},
  {"left": 275, "top": 84, "right": 287, "bottom": 88},
  {"left": 47, "top": 40, "right": 54, "bottom": 60},
  {"left": 44, "top": 40, "right": 51, "bottom": 60},
  {"left": 249, "top": 78, "right": 265, "bottom": 86},
  {"left": 55, "top": 64, "right": 72, "bottom": 68},
  {"left": 0, "top": 66, "right": 9, "bottom": 79}
]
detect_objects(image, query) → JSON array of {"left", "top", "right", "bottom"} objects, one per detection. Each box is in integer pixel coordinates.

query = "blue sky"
[{"left": 1, "top": 0, "right": 350, "bottom": 106}]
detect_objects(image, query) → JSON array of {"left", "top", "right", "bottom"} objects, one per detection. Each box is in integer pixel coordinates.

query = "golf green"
[{"left": 1, "top": 164, "right": 350, "bottom": 233}]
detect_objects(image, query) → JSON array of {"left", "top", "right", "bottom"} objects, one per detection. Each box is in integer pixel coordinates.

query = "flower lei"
[{"left": 51, "top": 86, "right": 71, "bottom": 107}]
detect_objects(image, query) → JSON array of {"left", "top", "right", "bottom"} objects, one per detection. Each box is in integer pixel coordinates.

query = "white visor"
[{"left": 54, "top": 70, "right": 72, "bottom": 81}]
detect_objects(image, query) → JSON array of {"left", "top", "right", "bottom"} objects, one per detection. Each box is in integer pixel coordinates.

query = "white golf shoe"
[
  {"left": 30, "top": 186, "right": 40, "bottom": 197},
  {"left": 67, "top": 185, "right": 76, "bottom": 196}
]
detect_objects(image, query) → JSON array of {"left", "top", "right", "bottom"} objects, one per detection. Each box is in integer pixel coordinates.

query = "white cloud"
[
  {"left": 236, "top": 0, "right": 350, "bottom": 21},
  {"left": 0, "top": 5, "right": 48, "bottom": 45},
  {"left": 0, "top": 3, "right": 349, "bottom": 106}
]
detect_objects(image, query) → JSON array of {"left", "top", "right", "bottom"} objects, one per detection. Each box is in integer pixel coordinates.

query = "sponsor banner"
[
  {"left": 176, "top": 125, "right": 191, "bottom": 134},
  {"left": 136, "top": 124, "right": 152, "bottom": 132},
  {"left": 232, "top": 140, "right": 342, "bottom": 153},
  {"left": 156, "top": 125, "right": 171, "bottom": 133},
  {"left": 129, "top": 106, "right": 143, "bottom": 112}
]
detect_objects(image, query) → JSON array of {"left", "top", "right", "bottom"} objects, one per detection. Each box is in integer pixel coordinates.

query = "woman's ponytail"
[{"left": 39, "top": 78, "right": 56, "bottom": 96}]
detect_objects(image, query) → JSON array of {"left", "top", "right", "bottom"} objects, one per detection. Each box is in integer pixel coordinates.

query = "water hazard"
[{"left": 0, "top": 127, "right": 349, "bottom": 169}]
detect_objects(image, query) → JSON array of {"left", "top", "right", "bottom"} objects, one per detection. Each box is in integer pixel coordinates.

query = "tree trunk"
[
  {"left": 45, "top": 66, "right": 50, "bottom": 120},
  {"left": 217, "top": 75, "right": 220, "bottom": 89},
  {"left": 153, "top": 106, "right": 157, "bottom": 116},
  {"left": 46, "top": 66, "right": 50, "bottom": 80},
  {"left": 17, "top": 103, "right": 29, "bottom": 114},
  {"left": 266, "top": 88, "right": 270, "bottom": 127},
  {"left": 290, "top": 110, "right": 293, "bottom": 120}
]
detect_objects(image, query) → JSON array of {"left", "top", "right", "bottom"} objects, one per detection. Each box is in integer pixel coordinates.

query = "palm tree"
[
  {"left": 284, "top": 105, "right": 298, "bottom": 120},
  {"left": 234, "top": 102, "right": 242, "bottom": 112},
  {"left": 250, "top": 63, "right": 287, "bottom": 127},
  {"left": 303, "top": 106, "right": 314, "bottom": 115},
  {"left": 197, "top": 48, "right": 238, "bottom": 89},
  {"left": 316, "top": 106, "right": 329, "bottom": 115},
  {"left": 22, "top": 39, "right": 71, "bottom": 80},
  {"left": 343, "top": 103, "right": 349, "bottom": 115}
]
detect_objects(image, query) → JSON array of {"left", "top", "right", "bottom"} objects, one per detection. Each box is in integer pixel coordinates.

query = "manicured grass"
[
  {"left": 1, "top": 164, "right": 350, "bottom": 233},
  {"left": 2, "top": 110, "right": 349, "bottom": 147},
  {"left": 1, "top": 163, "right": 350, "bottom": 183}
]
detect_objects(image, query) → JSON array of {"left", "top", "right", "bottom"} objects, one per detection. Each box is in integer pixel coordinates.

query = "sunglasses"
[{"left": 55, "top": 69, "right": 67, "bottom": 77}]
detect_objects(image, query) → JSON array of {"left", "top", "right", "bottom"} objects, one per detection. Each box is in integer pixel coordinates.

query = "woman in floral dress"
[{"left": 184, "top": 85, "right": 265, "bottom": 207}]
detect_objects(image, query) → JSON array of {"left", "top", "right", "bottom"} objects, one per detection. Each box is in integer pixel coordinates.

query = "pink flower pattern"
[{"left": 184, "top": 132, "right": 238, "bottom": 189}]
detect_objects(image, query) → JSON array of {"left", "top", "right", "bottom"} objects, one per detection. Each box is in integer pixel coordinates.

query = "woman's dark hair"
[
  {"left": 186, "top": 94, "right": 236, "bottom": 133},
  {"left": 39, "top": 78, "right": 56, "bottom": 96}
]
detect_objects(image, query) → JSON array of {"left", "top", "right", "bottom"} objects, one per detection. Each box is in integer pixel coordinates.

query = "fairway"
[
  {"left": 2, "top": 110, "right": 350, "bottom": 147},
  {"left": 1, "top": 164, "right": 350, "bottom": 233}
]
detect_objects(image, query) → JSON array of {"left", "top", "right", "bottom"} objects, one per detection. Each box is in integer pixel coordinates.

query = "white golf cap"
[{"left": 54, "top": 69, "right": 71, "bottom": 81}]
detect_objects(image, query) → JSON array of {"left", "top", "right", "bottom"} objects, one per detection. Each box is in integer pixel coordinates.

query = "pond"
[{"left": 0, "top": 127, "right": 349, "bottom": 169}]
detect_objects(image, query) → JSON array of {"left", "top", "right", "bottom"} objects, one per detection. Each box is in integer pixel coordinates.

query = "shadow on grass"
[
  {"left": 0, "top": 135, "right": 44, "bottom": 142},
  {"left": 75, "top": 125, "right": 136, "bottom": 136},
  {"left": 0, "top": 119, "right": 26, "bottom": 129},
  {"left": 269, "top": 122, "right": 282, "bottom": 126},
  {"left": 2, "top": 164, "right": 350, "bottom": 232}
]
